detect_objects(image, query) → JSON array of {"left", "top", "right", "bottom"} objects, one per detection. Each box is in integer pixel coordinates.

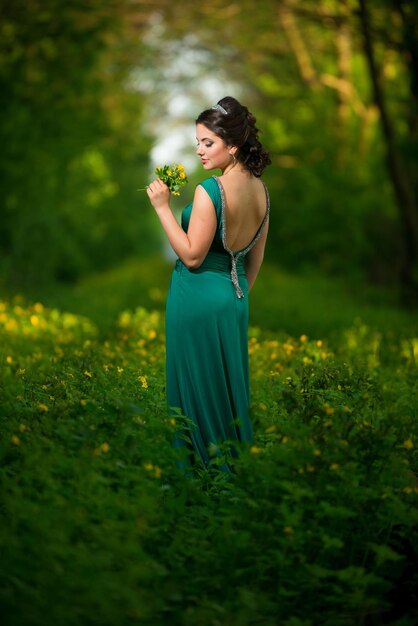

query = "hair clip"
[{"left": 211, "top": 103, "right": 227, "bottom": 115}]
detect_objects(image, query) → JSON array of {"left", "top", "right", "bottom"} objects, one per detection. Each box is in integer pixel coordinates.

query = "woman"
[{"left": 146, "top": 96, "right": 271, "bottom": 473}]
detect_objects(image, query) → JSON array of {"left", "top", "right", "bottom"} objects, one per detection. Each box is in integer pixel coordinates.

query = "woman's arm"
[
  {"left": 147, "top": 179, "right": 217, "bottom": 269},
  {"left": 244, "top": 216, "right": 269, "bottom": 291}
]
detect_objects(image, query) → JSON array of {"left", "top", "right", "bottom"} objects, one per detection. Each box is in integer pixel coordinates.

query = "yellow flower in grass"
[
  {"left": 37, "top": 403, "right": 49, "bottom": 412},
  {"left": 250, "top": 446, "right": 263, "bottom": 454},
  {"left": 300, "top": 334, "right": 308, "bottom": 342},
  {"left": 11, "top": 435, "right": 21, "bottom": 445},
  {"left": 143, "top": 462, "right": 161, "bottom": 478},
  {"left": 84, "top": 370, "right": 93, "bottom": 378},
  {"left": 139, "top": 375, "right": 148, "bottom": 389},
  {"left": 403, "top": 439, "right": 414, "bottom": 450}
]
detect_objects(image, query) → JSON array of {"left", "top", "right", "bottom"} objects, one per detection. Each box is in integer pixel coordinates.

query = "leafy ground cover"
[{"left": 1, "top": 270, "right": 417, "bottom": 625}]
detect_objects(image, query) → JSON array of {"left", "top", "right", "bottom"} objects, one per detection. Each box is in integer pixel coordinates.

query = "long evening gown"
[{"left": 165, "top": 175, "right": 270, "bottom": 473}]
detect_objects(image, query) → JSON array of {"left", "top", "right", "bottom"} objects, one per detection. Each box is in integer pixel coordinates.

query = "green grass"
[
  {"left": 1, "top": 262, "right": 418, "bottom": 625},
  {"left": 23, "top": 255, "right": 418, "bottom": 339}
]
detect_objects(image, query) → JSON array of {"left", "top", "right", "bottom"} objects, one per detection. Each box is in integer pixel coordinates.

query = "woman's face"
[{"left": 195, "top": 123, "right": 233, "bottom": 171}]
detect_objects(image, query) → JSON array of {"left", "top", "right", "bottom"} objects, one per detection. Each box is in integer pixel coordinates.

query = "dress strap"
[{"left": 213, "top": 175, "right": 270, "bottom": 299}]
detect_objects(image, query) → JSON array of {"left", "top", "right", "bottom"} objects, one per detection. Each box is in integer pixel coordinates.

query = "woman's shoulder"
[
  {"left": 196, "top": 176, "right": 221, "bottom": 201},
  {"left": 196, "top": 175, "right": 218, "bottom": 191}
]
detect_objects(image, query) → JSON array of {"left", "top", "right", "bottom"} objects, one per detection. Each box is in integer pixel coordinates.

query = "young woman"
[{"left": 146, "top": 96, "right": 271, "bottom": 473}]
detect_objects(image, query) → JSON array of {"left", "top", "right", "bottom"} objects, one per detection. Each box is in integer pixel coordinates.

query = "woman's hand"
[{"left": 146, "top": 178, "right": 171, "bottom": 213}]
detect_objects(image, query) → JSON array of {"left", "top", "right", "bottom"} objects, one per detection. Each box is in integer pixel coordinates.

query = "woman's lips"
[{"left": 201, "top": 159, "right": 208, "bottom": 164}]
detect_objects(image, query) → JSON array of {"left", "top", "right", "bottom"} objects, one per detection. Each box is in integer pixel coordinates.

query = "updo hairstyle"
[{"left": 195, "top": 96, "right": 271, "bottom": 177}]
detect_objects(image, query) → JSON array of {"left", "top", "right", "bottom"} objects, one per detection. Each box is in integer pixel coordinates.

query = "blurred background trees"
[{"left": 1, "top": 0, "right": 417, "bottom": 305}]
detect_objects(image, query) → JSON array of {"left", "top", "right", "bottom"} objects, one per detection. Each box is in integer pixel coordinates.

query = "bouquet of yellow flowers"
[{"left": 138, "top": 163, "right": 188, "bottom": 196}]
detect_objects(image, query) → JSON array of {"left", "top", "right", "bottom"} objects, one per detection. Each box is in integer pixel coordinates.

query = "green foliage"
[
  {"left": 0, "top": 291, "right": 417, "bottom": 626},
  {"left": 0, "top": 0, "right": 156, "bottom": 286}
]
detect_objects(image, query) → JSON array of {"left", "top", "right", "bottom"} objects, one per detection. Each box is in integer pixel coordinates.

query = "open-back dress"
[{"left": 165, "top": 175, "right": 270, "bottom": 472}]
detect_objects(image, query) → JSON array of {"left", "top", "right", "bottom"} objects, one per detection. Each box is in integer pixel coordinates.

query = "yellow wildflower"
[
  {"left": 148, "top": 329, "right": 157, "bottom": 340},
  {"left": 283, "top": 526, "right": 294, "bottom": 535},
  {"left": 30, "top": 315, "right": 39, "bottom": 326},
  {"left": 313, "top": 448, "right": 321, "bottom": 456},
  {"left": 19, "top": 424, "right": 27, "bottom": 432},
  {"left": 6, "top": 355, "right": 13, "bottom": 364},
  {"left": 330, "top": 463, "right": 340, "bottom": 470},
  {"left": 37, "top": 403, "right": 49, "bottom": 412},
  {"left": 100, "top": 442, "right": 110, "bottom": 453},
  {"left": 265, "top": 425, "right": 277, "bottom": 433},
  {"left": 250, "top": 446, "right": 263, "bottom": 454},
  {"left": 316, "top": 340, "right": 323, "bottom": 348},
  {"left": 300, "top": 334, "right": 308, "bottom": 342},
  {"left": 139, "top": 375, "right": 148, "bottom": 389},
  {"left": 144, "top": 462, "right": 154, "bottom": 472},
  {"left": 11, "top": 435, "right": 20, "bottom": 445},
  {"left": 117, "top": 366, "right": 124, "bottom": 375},
  {"left": 84, "top": 370, "right": 93, "bottom": 378},
  {"left": 403, "top": 439, "right": 414, "bottom": 450}
]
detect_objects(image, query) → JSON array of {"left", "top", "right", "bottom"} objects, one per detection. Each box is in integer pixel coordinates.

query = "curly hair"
[{"left": 195, "top": 96, "right": 271, "bottom": 177}]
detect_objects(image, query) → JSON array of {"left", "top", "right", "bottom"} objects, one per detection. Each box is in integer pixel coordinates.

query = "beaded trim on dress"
[{"left": 213, "top": 176, "right": 270, "bottom": 299}]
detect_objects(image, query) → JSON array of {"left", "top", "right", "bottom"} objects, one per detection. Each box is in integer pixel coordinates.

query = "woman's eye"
[{"left": 205, "top": 143, "right": 213, "bottom": 148}]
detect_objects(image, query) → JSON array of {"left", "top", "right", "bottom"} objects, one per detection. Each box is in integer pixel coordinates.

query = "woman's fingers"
[{"left": 148, "top": 179, "right": 167, "bottom": 193}]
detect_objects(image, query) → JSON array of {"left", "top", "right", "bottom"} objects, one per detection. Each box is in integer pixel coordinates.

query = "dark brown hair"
[{"left": 195, "top": 96, "right": 271, "bottom": 177}]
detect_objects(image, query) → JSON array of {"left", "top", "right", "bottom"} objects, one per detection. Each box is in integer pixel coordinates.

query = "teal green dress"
[{"left": 166, "top": 175, "right": 270, "bottom": 472}]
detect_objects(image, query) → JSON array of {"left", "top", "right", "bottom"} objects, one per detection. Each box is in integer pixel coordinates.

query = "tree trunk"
[{"left": 358, "top": 0, "right": 418, "bottom": 306}]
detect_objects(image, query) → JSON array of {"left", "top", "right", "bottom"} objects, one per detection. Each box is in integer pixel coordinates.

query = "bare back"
[{"left": 217, "top": 172, "right": 268, "bottom": 253}]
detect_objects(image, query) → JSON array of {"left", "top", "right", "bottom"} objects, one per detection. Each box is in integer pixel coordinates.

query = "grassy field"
[{"left": 1, "top": 260, "right": 417, "bottom": 625}]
